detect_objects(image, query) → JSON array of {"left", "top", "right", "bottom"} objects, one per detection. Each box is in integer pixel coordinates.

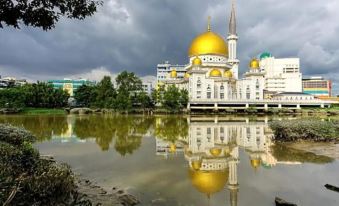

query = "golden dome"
[
  {"left": 169, "top": 143, "right": 176, "bottom": 153},
  {"left": 188, "top": 31, "right": 228, "bottom": 57},
  {"left": 191, "top": 160, "right": 202, "bottom": 171},
  {"left": 189, "top": 169, "right": 229, "bottom": 196},
  {"left": 224, "top": 70, "right": 233, "bottom": 78},
  {"left": 249, "top": 58, "right": 260, "bottom": 69},
  {"left": 170, "top": 69, "right": 177, "bottom": 78},
  {"left": 184, "top": 72, "right": 190, "bottom": 79},
  {"left": 251, "top": 159, "right": 261, "bottom": 169},
  {"left": 192, "top": 56, "right": 202, "bottom": 66},
  {"left": 210, "top": 69, "right": 222, "bottom": 77},
  {"left": 209, "top": 148, "right": 222, "bottom": 157}
]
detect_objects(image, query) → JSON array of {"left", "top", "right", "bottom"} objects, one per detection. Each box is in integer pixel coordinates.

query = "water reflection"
[{"left": 0, "top": 114, "right": 334, "bottom": 205}]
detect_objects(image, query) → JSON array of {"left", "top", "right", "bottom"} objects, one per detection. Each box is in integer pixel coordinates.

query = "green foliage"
[
  {"left": 0, "top": 0, "right": 101, "bottom": 30},
  {"left": 116, "top": 71, "right": 142, "bottom": 94},
  {"left": 73, "top": 72, "right": 153, "bottom": 112},
  {"left": 162, "top": 85, "right": 188, "bottom": 112},
  {"left": 0, "top": 88, "right": 25, "bottom": 108},
  {"left": 270, "top": 119, "right": 339, "bottom": 142},
  {"left": 22, "top": 82, "right": 70, "bottom": 108},
  {"left": 0, "top": 124, "right": 89, "bottom": 205},
  {"left": 74, "top": 85, "right": 97, "bottom": 107},
  {"left": 95, "top": 76, "right": 116, "bottom": 108}
]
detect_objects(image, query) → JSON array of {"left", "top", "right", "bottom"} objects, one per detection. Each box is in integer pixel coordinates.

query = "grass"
[{"left": 21, "top": 108, "right": 66, "bottom": 115}]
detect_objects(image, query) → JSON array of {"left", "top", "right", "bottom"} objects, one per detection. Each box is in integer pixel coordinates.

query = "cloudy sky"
[{"left": 0, "top": 0, "right": 338, "bottom": 94}]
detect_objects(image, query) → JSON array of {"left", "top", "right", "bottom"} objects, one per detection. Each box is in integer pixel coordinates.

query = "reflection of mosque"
[{"left": 155, "top": 116, "right": 278, "bottom": 205}]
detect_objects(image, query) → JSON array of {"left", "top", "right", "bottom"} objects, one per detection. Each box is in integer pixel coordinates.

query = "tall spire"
[
  {"left": 207, "top": 16, "right": 211, "bottom": 32},
  {"left": 229, "top": 0, "right": 236, "bottom": 35}
]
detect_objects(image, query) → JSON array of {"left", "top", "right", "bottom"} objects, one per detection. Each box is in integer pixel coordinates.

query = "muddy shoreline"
[{"left": 284, "top": 141, "right": 339, "bottom": 159}]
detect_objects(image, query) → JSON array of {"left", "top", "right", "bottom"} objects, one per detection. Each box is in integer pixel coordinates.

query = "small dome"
[
  {"left": 250, "top": 158, "right": 261, "bottom": 169},
  {"left": 210, "top": 148, "right": 222, "bottom": 157},
  {"left": 249, "top": 58, "right": 260, "bottom": 69},
  {"left": 169, "top": 143, "right": 176, "bottom": 153},
  {"left": 192, "top": 56, "right": 202, "bottom": 66},
  {"left": 184, "top": 73, "right": 190, "bottom": 79},
  {"left": 224, "top": 70, "right": 233, "bottom": 78},
  {"left": 260, "top": 52, "right": 272, "bottom": 60},
  {"left": 191, "top": 160, "right": 202, "bottom": 171},
  {"left": 170, "top": 69, "right": 177, "bottom": 78},
  {"left": 210, "top": 69, "right": 222, "bottom": 77}
]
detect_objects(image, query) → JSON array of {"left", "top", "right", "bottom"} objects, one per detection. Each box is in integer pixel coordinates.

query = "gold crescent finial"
[{"left": 207, "top": 16, "right": 211, "bottom": 31}]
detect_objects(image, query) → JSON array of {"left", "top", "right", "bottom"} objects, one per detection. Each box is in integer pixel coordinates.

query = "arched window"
[
  {"left": 220, "top": 85, "right": 225, "bottom": 99},
  {"left": 246, "top": 86, "right": 250, "bottom": 100},
  {"left": 197, "top": 78, "right": 201, "bottom": 89},
  {"left": 207, "top": 84, "right": 211, "bottom": 99},
  {"left": 256, "top": 79, "right": 260, "bottom": 89}
]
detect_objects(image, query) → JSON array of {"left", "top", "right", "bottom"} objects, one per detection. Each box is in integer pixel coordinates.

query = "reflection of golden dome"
[
  {"left": 188, "top": 32, "right": 228, "bottom": 57},
  {"left": 210, "top": 148, "right": 222, "bottom": 157},
  {"left": 192, "top": 56, "right": 202, "bottom": 66},
  {"left": 189, "top": 169, "right": 228, "bottom": 196},
  {"left": 169, "top": 143, "right": 176, "bottom": 153},
  {"left": 210, "top": 69, "right": 222, "bottom": 77},
  {"left": 170, "top": 70, "right": 177, "bottom": 78},
  {"left": 191, "top": 160, "right": 202, "bottom": 171},
  {"left": 184, "top": 73, "right": 190, "bottom": 79},
  {"left": 249, "top": 58, "right": 260, "bottom": 69},
  {"left": 251, "top": 159, "right": 261, "bottom": 169},
  {"left": 224, "top": 70, "right": 233, "bottom": 78}
]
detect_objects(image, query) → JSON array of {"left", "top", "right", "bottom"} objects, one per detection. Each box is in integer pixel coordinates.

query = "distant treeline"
[
  {"left": 0, "top": 82, "right": 69, "bottom": 109},
  {"left": 0, "top": 71, "right": 188, "bottom": 113}
]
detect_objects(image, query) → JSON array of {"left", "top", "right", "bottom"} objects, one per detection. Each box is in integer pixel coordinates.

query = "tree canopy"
[{"left": 0, "top": 0, "right": 102, "bottom": 30}]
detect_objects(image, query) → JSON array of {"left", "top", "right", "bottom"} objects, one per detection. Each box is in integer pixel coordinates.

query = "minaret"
[
  {"left": 228, "top": 146, "right": 239, "bottom": 206},
  {"left": 227, "top": 0, "right": 239, "bottom": 79}
]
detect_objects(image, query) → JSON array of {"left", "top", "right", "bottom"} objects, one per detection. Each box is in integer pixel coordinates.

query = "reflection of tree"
[
  {"left": 74, "top": 115, "right": 154, "bottom": 154},
  {"left": 0, "top": 115, "right": 68, "bottom": 141},
  {"left": 272, "top": 144, "right": 333, "bottom": 164},
  {"left": 155, "top": 116, "right": 188, "bottom": 143}
]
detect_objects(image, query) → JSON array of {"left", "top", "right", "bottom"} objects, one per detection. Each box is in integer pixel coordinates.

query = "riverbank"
[
  {"left": 270, "top": 119, "right": 339, "bottom": 142},
  {"left": 1, "top": 105, "right": 339, "bottom": 115},
  {"left": 0, "top": 124, "right": 139, "bottom": 206},
  {"left": 285, "top": 141, "right": 339, "bottom": 159}
]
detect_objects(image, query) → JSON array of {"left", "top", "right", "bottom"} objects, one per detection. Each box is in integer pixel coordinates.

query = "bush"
[
  {"left": 0, "top": 124, "right": 89, "bottom": 205},
  {"left": 270, "top": 119, "right": 339, "bottom": 142}
]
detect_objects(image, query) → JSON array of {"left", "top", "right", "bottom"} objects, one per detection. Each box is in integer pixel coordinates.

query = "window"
[
  {"left": 207, "top": 92, "right": 211, "bottom": 99},
  {"left": 256, "top": 79, "right": 260, "bottom": 89},
  {"left": 246, "top": 86, "right": 250, "bottom": 100},
  {"left": 197, "top": 78, "right": 201, "bottom": 89}
]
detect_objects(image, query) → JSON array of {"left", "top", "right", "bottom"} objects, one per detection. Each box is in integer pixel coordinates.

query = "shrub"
[
  {"left": 270, "top": 119, "right": 339, "bottom": 142},
  {"left": 0, "top": 124, "right": 89, "bottom": 205}
]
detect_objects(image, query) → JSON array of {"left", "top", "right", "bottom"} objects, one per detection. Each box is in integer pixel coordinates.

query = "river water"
[{"left": 0, "top": 114, "right": 338, "bottom": 206}]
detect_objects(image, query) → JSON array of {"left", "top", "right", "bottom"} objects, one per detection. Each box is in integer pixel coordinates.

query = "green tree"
[
  {"left": 22, "top": 82, "right": 69, "bottom": 108},
  {"left": 161, "top": 86, "right": 188, "bottom": 112},
  {"left": 136, "top": 91, "right": 153, "bottom": 111},
  {"left": 95, "top": 76, "right": 116, "bottom": 108},
  {"left": 74, "top": 84, "right": 97, "bottom": 107},
  {"left": 0, "top": 0, "right": 102, "bottom": 30},
  {"left": 115, "top": 71, "right": 142, "bottom": 94},
  {"left": 0, "top": 88, "right": 25, "bottom": 108}
]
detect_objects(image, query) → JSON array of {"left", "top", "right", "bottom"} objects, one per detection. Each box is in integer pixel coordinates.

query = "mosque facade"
[{"left": 156, "top": 0, "right": 333, "bottom": 110}]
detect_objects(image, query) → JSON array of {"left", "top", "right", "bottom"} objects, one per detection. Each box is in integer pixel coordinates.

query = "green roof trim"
[{"left": 260, "top": 52, "right": 272, "bottom": 59}]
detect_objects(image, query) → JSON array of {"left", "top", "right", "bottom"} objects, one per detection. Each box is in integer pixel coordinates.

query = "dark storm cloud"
[{"left": 0, "top": 0, "right": 338, "bottom": 93}]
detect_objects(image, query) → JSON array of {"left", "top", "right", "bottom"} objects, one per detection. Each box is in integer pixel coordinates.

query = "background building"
[
  {"left": 156, "top": 61, "right": 186, "bottom": 82},
  {"left": 0, "top": 76, "right": 27, "bottom": 88},
  {"left": 302, "top": 76, "right": 332, "bottom": 97},
  {"left": 47, "top": 78, "right": 95, "bottom": 96}
]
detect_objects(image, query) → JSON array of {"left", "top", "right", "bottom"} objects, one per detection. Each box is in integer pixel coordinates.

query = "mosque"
[{"left": 157, "top": 0, "right": 333, "bottom": 110}]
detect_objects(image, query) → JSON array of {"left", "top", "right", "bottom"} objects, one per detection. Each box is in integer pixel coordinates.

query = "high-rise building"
[{"left": 302, "top": 77, "right": 332, "bottom": 97}]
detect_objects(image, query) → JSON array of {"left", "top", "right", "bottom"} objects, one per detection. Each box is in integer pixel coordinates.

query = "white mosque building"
[{"left": 157, "top": 0, "right": 332, "bottom": 110}]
